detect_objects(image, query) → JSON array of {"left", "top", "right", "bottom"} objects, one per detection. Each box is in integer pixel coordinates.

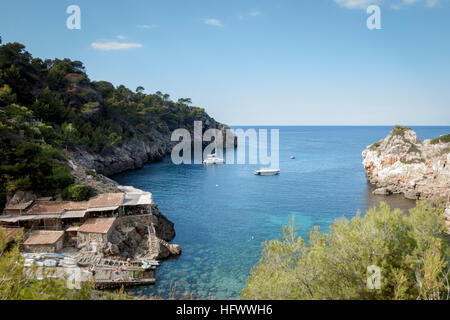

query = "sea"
[{"left": 113, "top": 126, "right": 449, "bottom": 299}]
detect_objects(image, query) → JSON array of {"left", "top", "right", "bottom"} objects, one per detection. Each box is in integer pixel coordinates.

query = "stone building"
[
  {"left": 23, "top": 230, "right": 65, "bottom": 253},
  {"left": 77, "top": 217, "right": 117, "bottom": 253}
]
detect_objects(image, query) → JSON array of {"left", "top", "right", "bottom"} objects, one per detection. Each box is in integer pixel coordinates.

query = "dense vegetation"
[
  {"left": 431, "top": 134, "right": 450, "bottom": 145},
  {"left": 242, "top": 202, "right": 450, "bottom": 300},
  {"left": 61, "top": 183, "right": 96, "bottom": 201},
  {"left": 0, "top": 227, "right": 129, "bottom": 299},
  {"left": 0, "top": 42, "right": 216, "bottom": 209}
]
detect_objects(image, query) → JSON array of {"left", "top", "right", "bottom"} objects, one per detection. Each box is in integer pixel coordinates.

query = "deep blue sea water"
[{"left": 113, "top": 126, "right": 449, "bottom": 299}]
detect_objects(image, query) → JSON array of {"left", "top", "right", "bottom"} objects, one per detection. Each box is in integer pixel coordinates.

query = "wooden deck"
[{"left": 94, "top": 278, "right": 156, "bottom": 290}]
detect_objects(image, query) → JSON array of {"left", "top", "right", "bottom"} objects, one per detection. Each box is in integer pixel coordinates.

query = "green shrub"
[
  {"left": 431, "top": 134, "right": 450, "bottom": 145},
  {"left": 241, "top": 202, "right": 448, "bottom": 300},
  {"left": 391, "top": 125, "right": 411, "bottom": 137},
  {"left": 370, "top": 141, "right": 382, "bottom": 151},
  {"left": 85, "top": 169, "right": 96, "bottom": 177},
  {"left": 407, "top": 144, "right": 421, "bottom": 154},
  {"left": 62, "top": 184, "right": 95, "bottom": 201},
  {"left": 401, "top": 158, "right": 426, "bottom": 164},
  {"left": 440, "top": 147, "right": 450, "bottom": 156},
  {"left": 81, "top": 101, "right": 100, "bottom": 114}
]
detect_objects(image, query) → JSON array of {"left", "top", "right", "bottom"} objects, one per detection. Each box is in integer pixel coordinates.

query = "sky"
[{"left": 0, "top": 0, "right": 449, "bottom": 125}]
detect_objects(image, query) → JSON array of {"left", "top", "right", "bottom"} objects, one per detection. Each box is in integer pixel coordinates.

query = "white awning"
[
  {"left": 85, "top": 206, "right": 119, "bottom": 213},
  {"left": 123, "top": 193, "right": 152, "bottom": 206},
  {"left": 61, "top": 210, "right": 87, "bottom": 219}
]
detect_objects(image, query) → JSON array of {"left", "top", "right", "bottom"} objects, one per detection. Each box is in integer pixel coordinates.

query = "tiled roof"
[
  {"left": 2, "top": 193, "right": 128, "bottom": 217},
  {"left": 26, "top": 201, "right": 87, "bottom": 215},
  {"left": 23, "top": 230, "right": 64, "bottom": 245},
  {"left": 25, "top": 202, "right": 66, "bottom": 215},
  {"left": 78, "top": 218, "right": 116, "bottom": 234},
  {"left": 4, "top": 200, "right": 34, "bottom": 211},
  {"left": 61, "top": 210, "right": 87, "bottom": 219},
  {"left": 88, "top": 193, "right": 124, "bottom": 208}
]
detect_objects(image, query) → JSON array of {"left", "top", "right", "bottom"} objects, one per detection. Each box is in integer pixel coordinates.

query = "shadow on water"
[{"left": 364, "top": 183, "right": 416, "bottom": 213}]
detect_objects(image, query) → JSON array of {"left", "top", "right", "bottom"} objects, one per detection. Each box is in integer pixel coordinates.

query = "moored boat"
[
  {"left": 254, "top": 168, "right": 280, "bottom": 176},
  {"left": 203, "top": 154, "right": 225, "bottom": 165}
]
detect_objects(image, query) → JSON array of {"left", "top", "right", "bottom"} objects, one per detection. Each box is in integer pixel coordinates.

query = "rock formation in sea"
[{"left": 362, "top": 126, "right": 450, "bottom": 231}]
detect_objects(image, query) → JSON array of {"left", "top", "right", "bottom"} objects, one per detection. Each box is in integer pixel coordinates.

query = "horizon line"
[{"left": 226, "top": 124, "right": 450, "bottom": 127}]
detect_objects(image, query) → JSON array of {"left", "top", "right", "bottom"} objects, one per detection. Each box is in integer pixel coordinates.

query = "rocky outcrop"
[
  {"left": 101, "top": 206, "right": 180, "bottom": 260},
  {"left": 362, "top": 126, "right": 450, "bottom": 231},
  {"left": 68, "top": 133, "right": 170, "bottom": 177},
  {"left": 5, "top": 191, "right": 36, "bottom": 207},
  {"left": 67, "top": 158, "right": 121, "bottom": 194},
  {"left": 68, "top": 117, "right": 237, "bottom": 177}
]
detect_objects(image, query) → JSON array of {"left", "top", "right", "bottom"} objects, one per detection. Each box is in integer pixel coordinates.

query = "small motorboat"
[
  {"left": 203, "top": 154, "right": 225, "bottom": 165},
  {"left": 290, "top": 155, "right": 296, "bottom": 159},
  {"left": 141, "top": 260, "right": 160, "bottom": 269},
  {"left": 254, "top": 168, "right": 280, "bottom": 176}
]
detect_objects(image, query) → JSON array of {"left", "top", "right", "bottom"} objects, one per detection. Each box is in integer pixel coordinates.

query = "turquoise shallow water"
[{"left": 113, "top": 126, "right": 449, "bottom": 299}]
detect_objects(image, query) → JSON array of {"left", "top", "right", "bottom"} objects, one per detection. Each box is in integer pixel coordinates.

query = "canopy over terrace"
[{"left": 119, "top": 186, "right": 152, "bottom": 207}]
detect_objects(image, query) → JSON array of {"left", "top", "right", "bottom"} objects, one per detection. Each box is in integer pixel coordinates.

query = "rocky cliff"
[
  {"left": 93, "top": 206, "right": 181, "bottom": 261},
  {"left": 362, "top": 126, "right": 450, "bottom": 230},
  {"left": 68, "top": 118, "right": 236, "bottom": 177}
]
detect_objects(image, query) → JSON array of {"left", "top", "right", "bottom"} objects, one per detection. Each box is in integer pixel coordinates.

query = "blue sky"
[{"left": 1, "top": 0, "right": 449, "bottom": 125}]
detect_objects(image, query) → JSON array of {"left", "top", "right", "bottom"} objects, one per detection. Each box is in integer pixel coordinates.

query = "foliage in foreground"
[
  {"left": 0, "top": 227, "right": 130, "bottom": 300},
  {"left": 241, "top": 202, "right": 450, "bottom": 300}
]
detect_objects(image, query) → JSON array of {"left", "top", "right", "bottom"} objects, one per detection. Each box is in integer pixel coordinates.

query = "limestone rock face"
[
  {"left": 362, "top": 127, "right": 450, "bottom": 230},
  {"left": 5, "top": 191, "right": 36, "bottom": 207},
  {"left": 362, "top": 127, "right": 449, "bottom": 200},
  {"left": 68, "top": 117, "right": 237, "bottom": 177},
  {"left": 100, "top": 206, "right": 180, "bottom": 261}
]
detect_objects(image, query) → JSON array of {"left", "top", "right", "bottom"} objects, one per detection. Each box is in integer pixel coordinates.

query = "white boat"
[
  {"left": 203, "top": 154, "right": 225, "bottom": 165},
  {"left": 254, "top": 168, "right": 280, "bottom": 176},
  {"left": 290, "top": 155, "right": 296, "bottom": 159},
  {"left": 141, "top": 260, "right": 160, "bottom": 269}
]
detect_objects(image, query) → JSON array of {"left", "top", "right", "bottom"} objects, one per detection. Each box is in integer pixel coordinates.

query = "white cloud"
[
  {"left": 334, "top": 0, "right": 382, "bottom": 9},
  {"left": 91, "top": 41, "right": 142, "bottom": 51},
  {"left": 238, "top": 9, "right": 262, "bottom": 20},
  {"left": 425, "top": 0, "right": 440, "bottom": 7},
  {"left": 203, "top": 18, "right": 223, "bottom": 27},
  {"left": 136, "top": 24, "right": 156, "bottom": 29},
  {"left": 334, "top": 0, "right": 441, "bottom": 9},
  {"left": 249, "top": 10, "right": 261, "bottom": 17},
  {"left": 117, "top": 35, "right": 127, "bottom": 40}
]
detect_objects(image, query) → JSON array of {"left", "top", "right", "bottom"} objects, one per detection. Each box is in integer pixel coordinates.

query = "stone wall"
[{"left": 23, "top": 240, "right": 63, "bottom": 253}]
